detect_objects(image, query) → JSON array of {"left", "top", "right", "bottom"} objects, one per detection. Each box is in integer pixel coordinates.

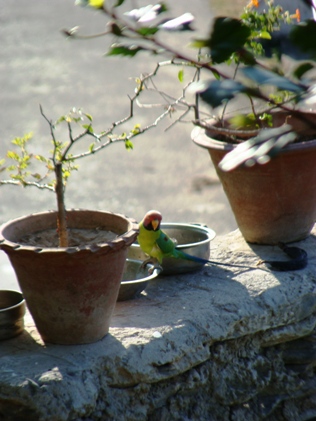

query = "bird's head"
[{"left": 142, "top": 210, "right": 162, "bottom": 231}]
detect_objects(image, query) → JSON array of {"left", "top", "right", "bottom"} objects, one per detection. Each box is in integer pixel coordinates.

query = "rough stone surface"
[{"left": 1, "top": 228, "right": 316, "bottom": 421}]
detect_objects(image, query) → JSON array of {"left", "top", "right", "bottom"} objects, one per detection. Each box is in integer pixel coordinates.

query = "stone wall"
[{"left": 1, "top": 229, "right": 316, "bottom": 420}]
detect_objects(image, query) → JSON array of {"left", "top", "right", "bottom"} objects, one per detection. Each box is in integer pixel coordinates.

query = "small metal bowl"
[
  {"left": 0, "top": 290, "right": 25, "bottom": 340},
  {"left": 128, "top": 223, "right": 216, "bottom": 275},
  {"left": 118, "top": 259, "right": 161, "bottom": 301}
]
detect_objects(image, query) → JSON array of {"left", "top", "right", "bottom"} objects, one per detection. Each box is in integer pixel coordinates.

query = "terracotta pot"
[
  {"left": 192, "top": 111, "right": 316, "bottom": 244},
  {"left": 0, "top": 209, "right": 138, "bottom": 344}
]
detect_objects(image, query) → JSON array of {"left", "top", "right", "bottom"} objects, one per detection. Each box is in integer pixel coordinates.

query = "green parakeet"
[
  {"left": 137, "top": 210, "right": 307, "bottom": 271},
  {"left": 138, "top": 210, "right": 212, "bottom": 265}
]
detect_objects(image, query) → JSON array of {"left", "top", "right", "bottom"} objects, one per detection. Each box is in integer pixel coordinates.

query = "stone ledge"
[{"left": 1, "top": 228, "right": 316, "bottom": 420}]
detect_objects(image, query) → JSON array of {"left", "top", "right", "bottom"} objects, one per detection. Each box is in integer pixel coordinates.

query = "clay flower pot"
[
  {"left": 192, "top": 111, "right": 316, "bottom": 244},
  {"left": 0, "top": 209, "right": 138, "bottom": 344}
]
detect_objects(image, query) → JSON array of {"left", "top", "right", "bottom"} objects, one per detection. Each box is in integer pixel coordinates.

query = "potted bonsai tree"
[
  {"left": 68, "top": 0, "right": 316, "bottom": 245},
  {"left": 0, "top": 105, "right": 149, "bottom": 344}
]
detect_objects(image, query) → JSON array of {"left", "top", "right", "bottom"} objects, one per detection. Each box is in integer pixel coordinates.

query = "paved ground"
[{"left": 0, "top": 0, "right": 244, "bottom": 289}]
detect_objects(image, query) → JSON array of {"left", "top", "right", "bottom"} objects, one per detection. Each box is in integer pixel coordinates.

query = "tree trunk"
[{"left": 55, "top": 163, "right": 68, "bottom": 247}]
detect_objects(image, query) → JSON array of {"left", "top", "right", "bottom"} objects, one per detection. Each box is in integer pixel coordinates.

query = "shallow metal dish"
[
  {"left": 128, "top": 223, "right": 216, "bottom": 275},
  {"left": 0, "top": 290, "right": 25, "bottom": 340},
  {"left": 118, "top": 259, "right": 161, "bottom": 301}
]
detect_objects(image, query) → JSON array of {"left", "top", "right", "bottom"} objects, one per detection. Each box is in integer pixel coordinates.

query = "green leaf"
[
  {"left": 7, "top": 151, "right": 20, "bottom": 161},
  {"left": 211, "top": 69, "right": 221, "bottom": 80},
  {"left": 115, "top": 0, "right": 125, "bottom": 6},
  {"left": 84, "top": 113, "right": 93, "bottom": 121},
  {"left": 290, "top": 20, "right": 316, "bottom": 58},
  {"left": 229, "top": 114, "right": 258, "bottom": 129},
  {"left": 209, "top": 17, "right": 251, "bottom": 63},
  {"left": 82, "top": 124, "right": 94, "bottom": 133},
  {"left": 237, "top": 49, "right": 256, "bottom": 65},
  {"left": 136, "top": 27, "right": 159, "bottom": 36},
  {"left": 31, "top": 173, "right": 42, "bottom": 180},
  {"left": 241, "top": 66, "right": 305, "bottom": 93},
  {"left": 257, "top": 31, "right": 271, "bottom": 40},
  {"left": 178, "top": 69, "right": 184, "bottom": 82},
  {"left": 125, "top": 140, "right": 134, "bottom": 150},
  {"left": 190, "top": 38, "right": 209, "bottom": 49},
  {"left": 130, "top": 124, "right": 141, "bottom": 135},
  {"left": 293, "top": 62, "right": 314, "bottom": 80},
  {"left": 107, "top": 44, "right": 145, "bottom": 57}
]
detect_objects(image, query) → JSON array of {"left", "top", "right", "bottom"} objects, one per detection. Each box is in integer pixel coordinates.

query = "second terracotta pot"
[{"left": 192, "top": 112, "right": 316, "bottom": 244}]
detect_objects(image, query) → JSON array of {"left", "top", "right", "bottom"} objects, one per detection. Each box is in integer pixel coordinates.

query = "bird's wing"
[{"left": 156, "top": 230, "right": 177, "bottom": 256}]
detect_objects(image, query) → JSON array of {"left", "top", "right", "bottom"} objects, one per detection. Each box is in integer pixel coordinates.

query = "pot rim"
[
  {"left": 192, "top": 111, "right": 316, "bottom": 153},
  {"left": 192, "top": 126, "right": 316, "bottom": 153},
  {"left": 121, "top": 259, "right": 161, "bottom": 285},
  {"left": 0, "top": 290, "right": 25, "bottom": 312},
  {"left": 132, "top": 222, "right": 216, "bottom": 250},
  {"left": 0, "top": 208, "right": 139, "bottom": 255}
]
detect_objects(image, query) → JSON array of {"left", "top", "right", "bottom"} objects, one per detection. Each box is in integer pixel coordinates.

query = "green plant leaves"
[
  {"left": 290, "top": 20, "right": 316, "bottom": 58},
  {"left": 107, "top": 44, "right": 146, "bottom": 57},
  {"left": 115, "top": 0, "right": 125, "bottom": 6},
  {"left": 136, "top": 27, "right": 159, "bottom": 36},
  {"left": 208, "top": 17, "right": 251, "bottom": 63},
  {"left": 293, "top": 62, "right": 315, "bottom": 80}
]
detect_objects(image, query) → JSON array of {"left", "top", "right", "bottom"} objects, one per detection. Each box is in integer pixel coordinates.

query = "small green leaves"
[
  {"left": 229, "top": 113, "right": 273, "bottom": 130},
  {"left": 130, "top": 124, "right": 141, "bottom": 135},
  {"left": 136, "top": 27, "right": 159, "bottom": 36},
  {"left": 178, "top": 69, "right": 184, "bottom": 82},
  {"left": 84, "top": 113, "right": 93, "bottom": 121},
  {"left": 257, "top": 30, "right": 271, "bottom": 40},
  {"left": 82, "top": 124, "right": 94, "bottom": 133},
  {"left": 125, "top": 140, "right": 134, "bottom": 150},
  {"left": 107, "top": 44, "right": 145, "bottom": 57},
  {"left": 208, "top": 17, "right": 251, "bottom": 63},
  {"left": 7, "top": 151, "right": 20, "bottom": 161},
  {"left": 293, "top": 62, "right": 314, "bottom": 80}
]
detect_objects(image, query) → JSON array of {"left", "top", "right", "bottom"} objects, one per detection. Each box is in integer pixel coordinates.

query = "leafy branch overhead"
[
  {"left": 68, "top": 0, "right": 316, "bottom": 169},
  {"left": 0, "top": 66, "right": 174, "bottom": 193},
  {"left": 0, "top": 67, "right": 176, "bottom": 247}
]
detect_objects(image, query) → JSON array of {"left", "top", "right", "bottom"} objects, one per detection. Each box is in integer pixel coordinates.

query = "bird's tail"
[{"left": 175, "top": 249, "right": 210, "bottom": 264}]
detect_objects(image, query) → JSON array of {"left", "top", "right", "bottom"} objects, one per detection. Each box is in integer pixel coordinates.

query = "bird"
[
  {"left": 137, "top": 210, "right": 308, "bottom": 272},
  {"left": 138, "top": 210, "right": 220, "bottom": 266}
]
